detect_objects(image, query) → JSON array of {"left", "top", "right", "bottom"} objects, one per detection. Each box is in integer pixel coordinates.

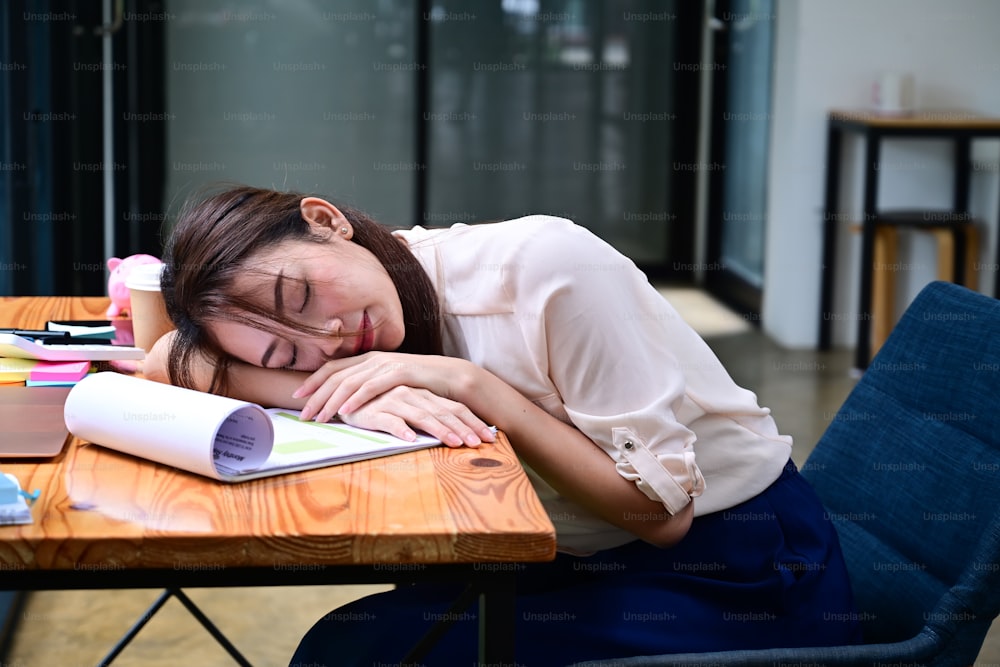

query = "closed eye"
[{"left": 281, "top": 345, "right": 298, "bottom": 370}]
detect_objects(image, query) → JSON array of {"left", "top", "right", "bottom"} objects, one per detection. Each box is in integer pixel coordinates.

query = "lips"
[{"left": 356, "top": 311, "right": 374, "bottom": 355}]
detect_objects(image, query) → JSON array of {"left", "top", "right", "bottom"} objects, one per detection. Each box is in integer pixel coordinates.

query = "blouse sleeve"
[{"left": 505, "top": 219, "right": 716, "bottom": 515}]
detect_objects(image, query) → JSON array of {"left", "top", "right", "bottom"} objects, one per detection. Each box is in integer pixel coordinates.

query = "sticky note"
[
  {"left": 28, "top": 360, "right": 91, "bottom": 382},
  {"left": 0, "top": 358, "right": 37, "bottom": 382},
  {"left": 0, "top": 474, "right": 18, "bottom": 505}
]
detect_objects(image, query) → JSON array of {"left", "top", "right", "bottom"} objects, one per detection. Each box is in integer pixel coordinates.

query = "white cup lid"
[{"left": 124, "top": 263, "right": 164, "bottom": 291}]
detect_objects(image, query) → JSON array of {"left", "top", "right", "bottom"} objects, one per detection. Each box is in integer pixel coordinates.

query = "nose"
[
  {"left": 313, "top": 317, "right": 343, "bottom": 358},
  {"left": 316, "top": 336, "right": 339, "bottom": 358}
]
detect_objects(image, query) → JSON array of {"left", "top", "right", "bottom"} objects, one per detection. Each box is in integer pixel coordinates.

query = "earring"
[{"left": 339, "top": 226, "right": 349, "bottom": 236}]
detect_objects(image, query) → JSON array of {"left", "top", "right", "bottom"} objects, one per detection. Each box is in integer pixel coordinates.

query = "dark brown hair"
[{"left": 161, "top": 185, "right": 442, "bottom": 393}]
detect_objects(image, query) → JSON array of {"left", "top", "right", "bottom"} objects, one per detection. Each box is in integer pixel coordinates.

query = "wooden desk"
[
  {"left": 0, "top": 297, "right": 557, "bottom": 665},
  {"left": 818, "top": 109, "right": 1000, "bottom": 369}
]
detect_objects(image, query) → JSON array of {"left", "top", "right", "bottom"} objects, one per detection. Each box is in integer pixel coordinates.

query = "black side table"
[{"left": 819, "top": 108, "right": 1000, "bottom": 370}]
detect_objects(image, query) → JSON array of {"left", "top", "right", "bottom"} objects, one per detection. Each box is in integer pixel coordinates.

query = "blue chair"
[{"left": 570, "top": 281, "right": 1000, "bottom": 667}]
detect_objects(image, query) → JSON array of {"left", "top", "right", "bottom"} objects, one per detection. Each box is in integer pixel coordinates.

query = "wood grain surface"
[{"left": 0, "top": 297, "right": 556, "bottom": 571}]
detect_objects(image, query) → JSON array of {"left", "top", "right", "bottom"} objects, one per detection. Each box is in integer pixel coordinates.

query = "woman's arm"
[
  {"left": 457, "top": 362, "right": 694, "bottom": 549},
  {"left": 295, "top": 352, "right": 692, "bottom": 549},
  {"left": 144, "top": 329, "right": 310, "bottom": 408},
  {"left": 144, "top": 331, "right": 494, "bottom": 448}
]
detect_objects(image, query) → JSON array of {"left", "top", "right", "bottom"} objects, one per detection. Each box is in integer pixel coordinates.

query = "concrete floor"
[{"left": 5, "top": 292, "right": 999, "bottom": 665}]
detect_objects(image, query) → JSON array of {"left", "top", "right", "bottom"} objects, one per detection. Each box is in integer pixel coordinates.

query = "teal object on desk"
[{"left": 0, "top": 473, "right": 39, "bottom": 505}]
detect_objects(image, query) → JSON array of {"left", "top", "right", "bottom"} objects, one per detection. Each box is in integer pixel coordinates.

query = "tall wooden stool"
[{"left": 862, "top": 212, "right": 980, "bottom": 359}]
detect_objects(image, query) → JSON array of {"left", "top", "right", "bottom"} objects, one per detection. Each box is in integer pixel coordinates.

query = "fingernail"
[
  {"left": 291, "top": 388, "right": 304, "bottom": 399},
  {"left": 480, "top": 427, "right": 496, "bottom": 442},
  {"left": 446, "top": 433, "right": 463, "bottom": 446},
  {"left": 464, "top": 433, "right": 482, "bottom": 447}
]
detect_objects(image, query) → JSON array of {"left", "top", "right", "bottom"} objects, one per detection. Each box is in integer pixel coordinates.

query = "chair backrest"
[{"left": 802, "top": 281, "right": 1000, "bottom": 654}]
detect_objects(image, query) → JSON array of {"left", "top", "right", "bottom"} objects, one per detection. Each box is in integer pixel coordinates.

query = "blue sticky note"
[{"left": 0, "top": 474, "right": 18, "bottom": 505}]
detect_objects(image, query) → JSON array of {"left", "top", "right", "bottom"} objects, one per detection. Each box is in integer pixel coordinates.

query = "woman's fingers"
[
  {"left": 301, "top": 366, "right": 387, "bottom": 422},
  {"left": 296, "top": 361, "right": 372, "bottom": 421},
  {"left": 295, "top": 355, "right": 390, "bottom": 420},
  {"left": 292, "top": 353, "right": 495, "bottom": 446},
  {"left": 292, "top": 355, "right": 366, "bottom": 400},
  {"left": 333, "top": 387, "right": 495, "bottom": 448},
  {"left": 338, "top": 411, "right": 417, "bottom": 443},
  {"left": 298, "top": 354, "right": 426, "bottom": 421}
]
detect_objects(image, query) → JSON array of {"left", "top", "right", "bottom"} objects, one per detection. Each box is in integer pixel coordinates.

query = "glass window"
[
  {"left": 426, "top": 0, "right": 679, "bottom": 264},
  {"left": 164, "top": 0, "right": 415, "bottom": 226}
]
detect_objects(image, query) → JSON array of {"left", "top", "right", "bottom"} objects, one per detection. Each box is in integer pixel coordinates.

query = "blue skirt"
[{"left": 290, "top": 460, "right": 863, "bottom": 666}]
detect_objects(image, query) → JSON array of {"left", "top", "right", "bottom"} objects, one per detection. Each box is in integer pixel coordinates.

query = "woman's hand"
[
  {"left": 333, "top": 385, "right": 491, "bottom": 447},
  {"left": 294, "top": 352, "right": 496, "bottom": 447}
]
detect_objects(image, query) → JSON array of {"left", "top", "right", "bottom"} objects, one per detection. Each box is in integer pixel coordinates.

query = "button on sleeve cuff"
[{"left": 612, "top": 426, "right": 705, "bottom": 515}]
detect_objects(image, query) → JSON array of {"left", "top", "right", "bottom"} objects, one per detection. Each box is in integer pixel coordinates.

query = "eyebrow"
[{"left": 274, "top": 269, "right": 285, "bottom": 314}]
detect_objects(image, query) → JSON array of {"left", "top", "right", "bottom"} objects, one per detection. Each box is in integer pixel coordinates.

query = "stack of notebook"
[{"left": 0, "top": 321, "right": 144, "bottom": 387}]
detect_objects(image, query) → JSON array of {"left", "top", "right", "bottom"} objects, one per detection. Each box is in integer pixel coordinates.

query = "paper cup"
[
  {"left": 125, "top": 263, "right": 173, "bottom": 352},
  {"left": 871, "top": 72, "right": 914, "bottom": 115}
]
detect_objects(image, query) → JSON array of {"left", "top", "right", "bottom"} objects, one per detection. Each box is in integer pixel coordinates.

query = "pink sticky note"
[{"left": 28, "top": 361, "right": 91, "bottom": 382}]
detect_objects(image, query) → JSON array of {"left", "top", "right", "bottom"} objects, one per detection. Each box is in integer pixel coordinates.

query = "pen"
[
  {"left": 41, "top": 336, "right": 113, "bottom": 345},
  {"left": 0, "top": 329, "right": 112, "bottom": 345},
  {"left": 0, "top": 328, "right": 70, "bottom": 340}
]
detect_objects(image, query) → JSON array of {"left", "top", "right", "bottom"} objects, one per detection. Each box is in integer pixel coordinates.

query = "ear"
[
  {"left": 300, "top": 197, "right": 352, "bottom": 239},
  {"left": 107, "top": 257, "right": 122, "bottom": 271}
]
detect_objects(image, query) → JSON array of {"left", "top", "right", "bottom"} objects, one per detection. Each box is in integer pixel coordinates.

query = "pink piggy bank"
[{"left": 106, "top": 254, "right": 162, "bottom": 317}]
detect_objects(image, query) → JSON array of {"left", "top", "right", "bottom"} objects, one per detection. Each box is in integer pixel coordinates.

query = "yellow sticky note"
[{"left": 0, "top": 358, "right": 38, "bottom": 382}]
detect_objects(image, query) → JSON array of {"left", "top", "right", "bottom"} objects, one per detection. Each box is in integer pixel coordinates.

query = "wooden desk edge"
[{"left": 0, "top": 431, "right": 557, "bottom": 571}]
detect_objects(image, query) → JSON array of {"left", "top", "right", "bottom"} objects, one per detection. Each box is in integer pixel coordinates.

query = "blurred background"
[
  {"left": 1, "top": 0, "right": 777, "bottom": 322},
  {"left": 3, "top": 0, "right": 1000, "bottom": 349}
]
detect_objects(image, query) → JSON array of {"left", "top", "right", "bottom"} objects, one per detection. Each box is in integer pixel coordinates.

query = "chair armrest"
[{"left": 566, "top": 629, "right": 942, "bottom": 667}]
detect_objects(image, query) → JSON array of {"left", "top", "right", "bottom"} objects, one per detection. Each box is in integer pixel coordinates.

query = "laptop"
[{"left": 0, "top": 385, "right": 72, "bottom": 458}]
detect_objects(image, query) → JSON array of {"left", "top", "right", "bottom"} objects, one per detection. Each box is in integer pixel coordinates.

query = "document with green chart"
[
  {"left": 63, "top": 372, "right": 441, "bottom": 482},
  {"left": 260, "top": 408, "right": 440, "bottom": 473}
]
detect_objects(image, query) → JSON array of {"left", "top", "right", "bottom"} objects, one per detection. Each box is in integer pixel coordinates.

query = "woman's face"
[{"left": 206, "top": 200, "right": 406, "bottom": 371}]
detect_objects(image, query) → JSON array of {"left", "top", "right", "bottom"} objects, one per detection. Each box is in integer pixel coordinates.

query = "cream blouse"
[{"left": 395, "top": 216, "right": 792, "bottom": 555}]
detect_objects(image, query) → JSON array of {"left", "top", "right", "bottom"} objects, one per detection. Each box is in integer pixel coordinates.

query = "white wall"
[{"left": 764, "top": 0, "right": 1000, "bottom": 348}]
